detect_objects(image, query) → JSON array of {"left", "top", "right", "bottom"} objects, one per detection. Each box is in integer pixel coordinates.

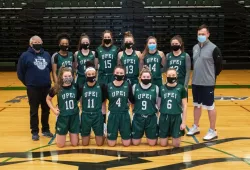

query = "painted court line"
[
  {"left": 240, "top": 106, "right": 250, "bottom": 112},
  {"left": 0, "top": 107, "right": 6, "bottom": 112},
  {"left": 186, "top": 126, "right": 200, "bottom": 144}
]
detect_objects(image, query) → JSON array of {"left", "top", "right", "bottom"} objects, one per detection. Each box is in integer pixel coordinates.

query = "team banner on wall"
[{"left": 214, "top": 96, "right": 249, "bottom": 101}]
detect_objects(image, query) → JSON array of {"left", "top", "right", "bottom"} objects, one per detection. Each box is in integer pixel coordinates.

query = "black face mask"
[
  {"left": 86, "top": 76, "right": 96, "bottom": 83},
  {"left": 114, "top": 75, "right": 125, "bottom": 81},
  {"left": 60, "top": 45, "right": 69, "bottom": 51},
  {"left": 81, "top": 43, "right": 90, "bottom": 50},
  {"left": 141, "top": 79, "right": 151, "bottom": 85},
  {"left": 104, "top": 39, "right": 112, "bottom": 45},
  {"left": 171, "top": 45, "right": 181, "bottom": 51},
  {"left": 124, "top": 42, "right": 133, "bottom": 49},
  {"left": 167, "top": 77, "right": 177, "bottom": 84},
  {"left": 32, "top": 44, "right": 42, "bottom": 51}
]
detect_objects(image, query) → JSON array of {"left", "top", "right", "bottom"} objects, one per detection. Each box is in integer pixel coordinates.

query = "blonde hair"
[
  {"left": 124, "top": 31, "right": 134, "bottom": 43},
  {"left": 101, "top": 30, "right": 113, "bottom": 46},
  {"left": 139, "top": 65, "right": 152, "bottom": 77},
  {"left": 54, "top": 67, "right": 72, "bottom": 94},
  {"left": 166, "top": 67, "right": 178, "bottom": 77}
]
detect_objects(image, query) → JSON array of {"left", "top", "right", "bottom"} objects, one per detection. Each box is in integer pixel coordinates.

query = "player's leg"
[
  {"left": 69, "top": 113, "right": 80, "bottom": 146},
  {"left": 203, "top": 86, "right": 217, "bottom": 141},
  {"left": 172, "top": 114, "right": 185, "bottom": 147},
  {"left": 92, "top": 113, "right": 104, "bottom": 146},
  {"left": 145, "top": 114, "right": 158, "bottom": 146},
  {"left": 132, "top": 114, "right": 144, "bottom": 145},
  {"left": 159, "top": 114, "right": 170, "bottom": 147},
  {"left": 81, "top": 113, "right": 92, "bottom": 146},
  {"left": 120, "top": 112, "right": 132, "bottom": 147},
  {"left": 107, "top": 113, "right": 119, "bottom": 146},
  {"left": 55, "top": 115, "right": 68, "bottom": 148}
]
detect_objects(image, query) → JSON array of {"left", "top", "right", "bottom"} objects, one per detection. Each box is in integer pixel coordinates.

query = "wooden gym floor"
[{"left": 0, "top": 70, "right": 250, "bottom": 170}]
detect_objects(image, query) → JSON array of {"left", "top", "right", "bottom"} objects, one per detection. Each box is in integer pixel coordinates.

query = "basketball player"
[
  {"left": 105, "top": 65, "right": 134, "bottom": 147},
  {"left": 81, "top": 62, "right": 107, "bottom": 146},
  {"left": 75, "top": 33, "right": 96, "bottom": 88},
  {"left": 158, "top": 68, "right": 187, "bottom": 147},
  {"left": 132, "top": 66, "right": 160, "bottom": 146},
  {"left": 118, "top": 31, "right": 141, "bottom": 86},
  {"left": 141, "top": 36, "right": 165, "bottom": 87},
  {"left": 52, "top": 33, "right": 76, "bottom": 83},
  {"left": 46, "top": 67, "right": 80, "bottom": 148},
  {"left": 95, "top": 30, "right": 119, "bottom": 85},
  {"left": 165, "top": 35, "right": 191, "bottom": 89}
]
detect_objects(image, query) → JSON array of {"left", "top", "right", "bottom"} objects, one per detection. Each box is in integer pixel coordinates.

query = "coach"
[
  {"left": 187, "top": 24, "right": 223, "bottom": 141},
  {"left": 17, "top": 35, "right": 53, "bottom": 141}
]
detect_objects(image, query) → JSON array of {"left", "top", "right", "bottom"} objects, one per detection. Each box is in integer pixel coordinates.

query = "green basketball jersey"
[
  {"left": 56, "top": 52, "right": 74, "bottom": 75},
  {"left": 159, "top": 84, "right": 187, "bottom": 115},
  {"left": 82, "top": 82, "right": 103, "bottom": 113},
  {"left": 76, "top": 51, "right": 95, "bottom": 76},
  {"left": 107, "top": 81, "right": 130, "bottom": 112},
  {"left": 133, "top": 84, "right": 158, "bottom": 115},
  {"left": 120, "top": 50, "right": 139, "bottom": 78},
  {"left": 167, "top": 52, "right": 187, "bottom": 85},
  {"left": 96, "top": 45, "right": 118, "bottom": 74},
  {"left": 58, "top": 85, "right": 79, "bottom": 116},
  {"left": 144, "top": 51, "right": 162, "bottom": 79}
]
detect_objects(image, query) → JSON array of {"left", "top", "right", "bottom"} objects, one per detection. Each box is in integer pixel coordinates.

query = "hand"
[
  {"left": 52, "top": 107, "right": 60, "bottom": 116},
  {"left": 180, "top": 123, "right": 186, "bottom": 130}
]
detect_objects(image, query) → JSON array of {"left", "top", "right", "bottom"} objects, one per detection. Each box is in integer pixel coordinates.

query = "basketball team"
[{"left": 17, "top": 24, "right": 223, "bottom": 148}]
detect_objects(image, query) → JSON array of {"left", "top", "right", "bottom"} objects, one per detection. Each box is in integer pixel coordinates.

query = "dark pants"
[{"left": 27, "top": 86, "right": 50, "bottom": 134}]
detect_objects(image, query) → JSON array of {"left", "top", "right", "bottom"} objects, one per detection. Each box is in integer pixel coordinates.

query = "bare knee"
[
  {"left": 107, "top": 140, "right": 116, "bottom": 147},
  {"left": 122, "top": 140, "right": 131, "bottom": 147},
  {"left": 132, "top": 139, "right": 141, "bottom": 146},
  {"left": 57, "top": 142, "right": 65, "bottom": 148}
]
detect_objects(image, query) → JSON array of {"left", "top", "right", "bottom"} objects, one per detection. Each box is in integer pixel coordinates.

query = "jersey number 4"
[{"left": 149, "top": 64, "right": 156, "bottom": 72}]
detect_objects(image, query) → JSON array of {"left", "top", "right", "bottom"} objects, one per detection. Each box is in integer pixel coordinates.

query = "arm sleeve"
[
  {"left": 213, "top": 47, "right": 223, "bottom": 76},
  {"left": 17, "top": 53, "right": 26, "bottom": 86},
  {"left": 53, "top": 54, "right": 58, "bottom": 64},
  {"left": 48, "top": 87, "right": 56, "bottom": 98},
  {"left": 101, "top": 84, "right": 108, "bottom": 102},
  {"left": 162, "top": 53, "right": 169, "bottom": 73},
  {"left": 156, "top": 85, "right": 160, "bottom": 103},
  {"left": 72, "top": 52, "right": 75, "bottom": 62},
  {"left": 181, "top": 86, "right": 187, "bottom": 99},
  {"left": 128, "top": 83, "right": 135, "bottom": 104},
  {"left": 184, "top": 53, "right": 191, "bottom": 88},
  {"left": 95, "top": 49, "right": 98, "bottom": 58},
  {"left": 76, "top": 87, "right": 82, "bottom": 101}
]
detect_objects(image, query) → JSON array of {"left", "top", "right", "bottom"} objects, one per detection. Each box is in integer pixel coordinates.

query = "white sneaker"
[
  {"left": 187, "top": 124, "right": 200, "bottom": 136},
  {"left": 103, "top": 123, "right": 107, "bottom": 137},
  {"left": 203, "top": 129, "right": 218, "bottom": 141}
]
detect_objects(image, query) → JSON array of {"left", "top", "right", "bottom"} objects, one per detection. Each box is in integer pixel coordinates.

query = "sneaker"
[
  {"left": 42, "top": 131, "right": 53, "bottom": 138},
  {"left": 203, "top": 129, "right": 218, "bottom": 141},
  {"left": 32, "top": 134, "right": 40, "bottom": 141},
  {"left": 187, "top": 124, "right": 200, "bottom": 136},
  {"left": 103, "top": 123, "right": 107, "bottom": 137}
]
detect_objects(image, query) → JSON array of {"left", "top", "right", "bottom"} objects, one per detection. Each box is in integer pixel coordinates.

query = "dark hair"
[
  {"left": 142, "top": 36, "right": 157, "bottom": 60},
  {"left": 170, "top": 35, "right": 185, "bottom": 52},
  {"left": 101, "top": 30, "right": 113, "bottom": 46},
  {"left": 78, "top": 33, "right": 90, "bottom": 51},
  {"left": 113, "top": 64, "right": 126, "bottom": 74},
  {"left": 198, "top": 24, "right": 210, "bottom": 32},
  {"left": 85, "top": 60, "right": 95, "bottom": 69},
  {"left": 140, "top": 65, "right": 152, "bottom": 77},
  {"left": 57, "top": 33, "right": 70, "bottom": 44}
]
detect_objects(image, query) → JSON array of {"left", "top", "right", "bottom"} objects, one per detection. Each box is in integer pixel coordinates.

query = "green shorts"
[
  {"left": 75, "top": 74, "right": 86, "bottom": 88},
  {"left": 98, "top": 73, "right": 113, "bottom": 85},
  {"left": 159, "top": 114, "right": 185, "bottom": 138},
  {"left": 81, "top": 112, "right": 104, "bottom": 137},
  {"left": 152, "top": 77, "right": 162, "bottom": 87},
  {"left": 132, "top": 113, "right": 158, "bottom": 140},
  {"left": 126, "top": 77, "right": 139, "bottom": 86},
  {"left": 56, "top": 113, "right": 80, "bottom": 135},
  {"left": 107, "top": 112, "right": 131, "bottom": 140}
]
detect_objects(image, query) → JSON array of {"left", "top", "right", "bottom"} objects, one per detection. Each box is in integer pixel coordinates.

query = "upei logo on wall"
[
  {"left": 34, "top": 56, "right": 48, "bottom": 70},
  {"left": 214, "top": 96, "right": 249, "bottom": 101}
]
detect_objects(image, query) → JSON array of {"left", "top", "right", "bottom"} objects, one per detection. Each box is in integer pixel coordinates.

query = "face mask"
[
  {"left": 81, "top": 43, "right": 89, "bottom": 50},
  {"left": 148, "top": 44, "right": 157, "bottom": 51},
  {"left": 141, "top": 79, "right": 151, "bottom": 85},
  {"left": 60, "top": 45, "right": 69, "bottom": 51},
  {"left": 32, "top": 44, "right": 42, "bottom": 51},
  {"left": 104, "top": 39, "right": 112, "bottom": 45},
  {"left": 197, "top": 35, "right": 207, "bottom": 43},
  {"left": 114, "top": 75, "right": 125, "bottom": 81},
  {"left": 171, "top": 45, "right": 181, "bottom": 51},
  {"left": 125, "top": 42, "right": 133, "bottom": 49},
  {"left": 86, "top": 76, "right": 96, "bottom": 83},
  {"left": 167, "top": 77, "right": 177, "bottom": 84},
  {"left": 63, "top": 77, "right": 73, "bottom": 84}
]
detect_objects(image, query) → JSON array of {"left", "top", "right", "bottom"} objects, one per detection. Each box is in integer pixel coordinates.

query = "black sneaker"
[
  {"left": 32, "top": 134, "right": 40, "bottom": 141},
  {"left": 42, "top": 131, "right": 53, "bottom": 138}
]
